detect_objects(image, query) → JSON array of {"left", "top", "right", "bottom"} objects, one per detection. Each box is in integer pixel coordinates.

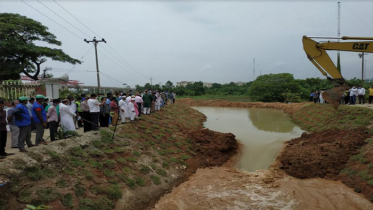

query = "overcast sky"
[{"left": 1, "top": 0, "right": 373, "bottom": 87}]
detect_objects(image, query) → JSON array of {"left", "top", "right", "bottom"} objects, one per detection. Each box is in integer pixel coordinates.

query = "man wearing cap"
[
  {"left": 15, "top": 96, "right": 34, "bottom": 152},
  {"left": 6, "top": 100, "right": 20, "bottom": 148},
  {"left": 27, "top": 97, "right": 36, "bottom": 132},
  {"left": 32, "top": 95, "right": 48, "bottom": 145}
]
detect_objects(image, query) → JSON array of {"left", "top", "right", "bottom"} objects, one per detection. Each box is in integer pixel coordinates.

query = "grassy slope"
[
  {"left": 0, "top": 104, "right": 206, "bottom": 210},
  {"left": 292, "top": 103, "right": 373, "bottom": 202}
]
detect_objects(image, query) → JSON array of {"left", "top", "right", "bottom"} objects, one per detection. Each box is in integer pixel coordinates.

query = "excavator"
[{"left": 303, "top": 36, "right": 373, "bottom": 109}]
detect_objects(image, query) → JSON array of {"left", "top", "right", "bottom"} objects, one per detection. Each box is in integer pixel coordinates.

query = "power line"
[
  {"left": 52, "top": 0, "right": 148, "bottom": 79},
  {"left": 53, "top": 0, "right": 99, "bottom": 37},
  {"left": 37, "top": 0, "right": 91, "bottom": 38},
  {"left": 99, "top": 71, "right": 123, "bottom": 85},
  {"left": 21, "top": 0, "right": 83, "bottom": 40}
]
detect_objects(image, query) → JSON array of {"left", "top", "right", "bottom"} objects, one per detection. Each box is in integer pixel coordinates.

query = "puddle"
[{"left": 193, "top": 107, "right": 304, "bottom": 172}]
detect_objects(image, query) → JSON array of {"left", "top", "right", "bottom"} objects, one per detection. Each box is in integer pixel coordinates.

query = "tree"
[
  {"left": 164, "top": 80, "right": 174, "bottom": 91},
  {"left": 248, "top": 73, "right": 301, "bottom": 102},
  {"left": 0, "top": 13, "right": 81, "bottom": 80}
]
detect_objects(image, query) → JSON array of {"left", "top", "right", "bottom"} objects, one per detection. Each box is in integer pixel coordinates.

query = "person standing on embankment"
[
  {"left": 32, "top": 95, "right": 48, "bottom": 145},
  {"left": 368, "top": 85, "right": 373, "bottom": 104},
  {"left": 7, "top": 100, "right": 20, "bottom": 148},
  {"left": 15, "top": 96, "right": 34, "bottom": 153}
]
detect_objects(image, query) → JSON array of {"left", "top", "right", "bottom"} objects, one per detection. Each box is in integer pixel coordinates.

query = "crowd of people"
[
  {"left": 0, "top": 90, "right": 176, "bottom": 160},
  {"left": 310, "top": 85, "right": 373, "bottom": 105}
]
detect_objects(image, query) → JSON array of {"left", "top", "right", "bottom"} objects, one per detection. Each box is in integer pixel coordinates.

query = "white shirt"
[
  {"left": 67, "top": 101, "right": 77, "bottom": 113},
  {"left": 357, "top": 88, "right": 366, "bottom": 95},
  {"left": 135, "top": 96, "right": 143, "bottom": 103},
  {"left": 350, "top": 88, "right": 358, "bottom": 96},
  {"left": 88, "top": 98, "right": 100, "bottom": 112}
]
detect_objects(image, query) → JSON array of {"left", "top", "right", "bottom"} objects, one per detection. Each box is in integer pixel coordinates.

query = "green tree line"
[{"left": 135, "top": 73, "right": 373, "bottom": 102}]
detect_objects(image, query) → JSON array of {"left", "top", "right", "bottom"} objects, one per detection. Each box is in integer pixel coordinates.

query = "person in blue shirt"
[
  {"left": 15, "top": 96, "right": 35, "bottom": 152},
  {"left": 32, "top": 95, "right": 48, "bottom": 145}
]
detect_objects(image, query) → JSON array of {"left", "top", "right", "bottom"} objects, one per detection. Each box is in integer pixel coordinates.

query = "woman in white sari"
[{"left": 59, "top": 99, "right": 76, "bottom": 131}]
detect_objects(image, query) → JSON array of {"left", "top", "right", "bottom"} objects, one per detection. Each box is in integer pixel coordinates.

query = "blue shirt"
[
  {"left": 15, "top": 104, "right": 31, "bottom": 127},
  {"left": 32, "top": 101, "right": 47, "bottom": 123}
]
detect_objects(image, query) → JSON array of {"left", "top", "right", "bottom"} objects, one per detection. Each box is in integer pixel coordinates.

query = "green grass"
[
  {"left": 70, "top": 156, "right": 86, "bottom": 167},
  {"left": 103, "top": 169, "right": 116, "bottom": 177},
  {"left": 75, "top": 181, "right": 86, "bottom": 197},
  {"left": 56, "top": 179, "right": 66, "bottom": 188},
  {"left": 89, "top": 160, "right": 103, "bottom": 169},
  {"left": 132, "top": 151, "right": 141, "bottom": 156},
  {"left": 25, "top": 167, "right": 44, "bottom": 181},
  {"left": 92, "top": 185, "right": 123, "bottom": 200},
  {"left": 156, "top": 169, "right": 167, "bottom": 177},
  {"left": 135, "top": 177, "right": 146, "bottom": 186},
  {"left": 79, "top": 197, "right": 114, "bottom": 210},
  {"left": 358, "top": 170, "right": 373, "bottom": 180},
  {"left": 150, "top": 175, "right": 161, "bottom": 185},
  {"left": 351, "top": 153, "right": 369, "bottom": 164},
  {"left": 126, "top": 157, "right": 137, "bottom": 163},
  {"left": 104, "top": 159, "right": 117, "bottom": 169},
  {"left": 119, "top": 175, "right": 136, "bottom": 189},
  {"left": 116, "top": 157, "right": 127, "bottom": 164},
  {"left": 63, "top": 166, "right": 75, "bottom": 175},
  {"left": 179, "top": 154, "right": 190, "bottom": 160},
  {"left": 140, "top": 165, "right": 151, "bottom": 174},
  {"left": 70, "top": 146, "right": 88, "bottom": 157},
  {"left": 61, "top": 193, "right": 74, "bottom": 207},
  {"left": 122, "top": 167, "right": 134, "bottom": 174},
  {"left": 101, "top": 147, "right": 114, "bottom": 154},
  {"left": 114, "top": 147, "right": 124, "bottom": 153},
  {"left": 34, "top": 188, "right": 60, "bottom": 206},
  {"left": 162, "top": 162, "right": 169, "bottom": 168}
]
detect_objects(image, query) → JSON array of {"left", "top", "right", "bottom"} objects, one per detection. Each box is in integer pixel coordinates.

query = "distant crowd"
[
  {"left": 0, "top": 90, "right": 176, "bottom": 160},
  {"left": 310, "top": 85, "right": 373, "bottom": 105}
]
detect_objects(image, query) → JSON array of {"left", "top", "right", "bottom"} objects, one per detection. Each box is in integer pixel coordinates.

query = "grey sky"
[{"left": 1, "top": 0, "right": 373, "bottom": 87}]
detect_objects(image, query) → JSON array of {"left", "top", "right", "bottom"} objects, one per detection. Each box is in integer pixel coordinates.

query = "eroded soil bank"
[{"left": 0, "top": 104, "right": 237, "bottom": 210}]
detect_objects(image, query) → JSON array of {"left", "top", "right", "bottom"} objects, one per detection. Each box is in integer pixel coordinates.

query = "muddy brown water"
[
  {"left": 193, "top": 107, "right": 304, "bottom": 172},
  {"left": 153, "top": 107, "right": 373, "bottom": 210}
]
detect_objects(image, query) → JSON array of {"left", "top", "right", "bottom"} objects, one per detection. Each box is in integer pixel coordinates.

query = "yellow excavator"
[{"left": 303, "top": 36, "right": 373, "bottom": 109}]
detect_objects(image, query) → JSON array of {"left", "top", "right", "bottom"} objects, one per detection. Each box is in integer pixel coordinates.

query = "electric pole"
[
  {"left": 150, "top": 77, "right": 153, "bottom": 86},
  {"left": 359, "top": 53, "right": 368, "bottom": 86},
  {"left": 84, "top": 37, "right": 106, "bottom": 93},
  {"left": 253, "top": 58, "right": 255, "bottom": 81}
]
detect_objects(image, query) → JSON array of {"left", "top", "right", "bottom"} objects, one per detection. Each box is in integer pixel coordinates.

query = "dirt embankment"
[
  {"left": 0, "top": 104, "right": 238, "bottom": 210},
  {"left": 277, "top": 128, "right": 370, "bottom": 179},
  {"left": 278, "top": 103, "right": 373, "bottom": 203},
  {"left": 178, "top": 98, "right": 306, "bottom": 114}
]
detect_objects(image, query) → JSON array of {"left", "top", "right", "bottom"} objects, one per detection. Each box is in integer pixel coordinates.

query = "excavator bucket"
[{"left": 322, "top": 86, "right": 346, "bottom": 110}]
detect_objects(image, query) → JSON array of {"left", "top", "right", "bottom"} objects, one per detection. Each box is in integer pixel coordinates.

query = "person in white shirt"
[
  {"left": 319, "top": 90, "right": 324, "bottom": 103},
  {"left": 118, "top": 97, "right": 128, "bottom": 124},
  {"left": 350, "top": 86, "right": 357, "bottom": 105},
  {"left": 87, "top": 94, "right": 104, "bottom": 130},
  {"left": 59, "top": 99, "right": 76, "bottom": 131},
  {"left": 357, "top": 86, "right": 366, "bottom": 104},
  {"left": 155, "top": 91, "right": 162, "bottom": 111},
  {"left": 67, "top": 98, "right": 77, "bottom": 129},
  {"left": 128, "top": 97, "right": 136, "bottom": 121}
]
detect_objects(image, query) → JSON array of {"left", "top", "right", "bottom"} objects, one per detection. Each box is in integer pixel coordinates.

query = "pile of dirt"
[
  {"left": 277, "top": 128, "right": 370, "bottom": 179},
  {"left": 187, "top": 129, "right": 237, "bottom": 167},
  {"left": 179, "top": 98, "right": 306, "bottom": 114}
]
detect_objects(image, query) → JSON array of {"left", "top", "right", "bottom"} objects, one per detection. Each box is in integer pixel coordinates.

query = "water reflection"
[
  {"left": 248, "top": 108, "right": 295, "bottom": 133},
  {"left": 193, "top": 107, "right": 304, "bottom": 172}
]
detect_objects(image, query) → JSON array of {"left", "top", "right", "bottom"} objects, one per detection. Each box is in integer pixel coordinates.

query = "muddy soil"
[
  {"left": 153, "top": 166, "right": 373, "bottom": 210},
  {"left": 179, "top": 98, "right": 306, "bottom": 114},
  {"left": 277, "top": 128, "right": 370, "bottom": 179}
]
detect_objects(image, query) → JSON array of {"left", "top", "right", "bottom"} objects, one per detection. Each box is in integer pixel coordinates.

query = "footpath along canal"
[{"left": 153, "top": 105, "right": 373, "bottom": 210}]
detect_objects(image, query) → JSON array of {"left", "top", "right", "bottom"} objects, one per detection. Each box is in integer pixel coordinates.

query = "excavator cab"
[{"left": 302, "top": 36, "right": 373, "bottom": 109}]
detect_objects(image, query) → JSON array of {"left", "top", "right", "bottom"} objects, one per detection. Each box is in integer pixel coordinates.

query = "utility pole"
[
  {"left": 359, "top": 53, "right": 368, "bottom": 86},
  {"left": 84, "top": 37, "right": 106, "bottom": 93},
  {"left": 337, "top": 2, "right": 341, "bottom": 73},
  {"left": 253, "top": 58, "right": 255, "bottom": 81},
  {"left": 150, "top": 77, "right": 153, "bottom": 86}
]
